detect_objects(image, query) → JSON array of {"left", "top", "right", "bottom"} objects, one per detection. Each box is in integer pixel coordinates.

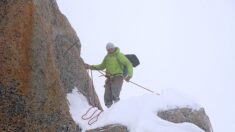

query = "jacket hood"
[{"left": 108, "top": 47, "right": 120, "bottom": 56}]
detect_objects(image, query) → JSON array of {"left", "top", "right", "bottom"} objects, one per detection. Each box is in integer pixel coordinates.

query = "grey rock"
[
  {"left": 158, "top": 107, "right": 213, "bottom": 132},
  {"left": 86, "top": 124, "right": 128, "bottom": 132}
]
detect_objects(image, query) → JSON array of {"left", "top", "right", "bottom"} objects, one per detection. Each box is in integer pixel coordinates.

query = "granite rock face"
[
  {"left": 86, "top": 124, "right": 128, "bottom": 132},
  {"left": 158, "top": 107, "right": 213, "bottom": 132},
  {"left": 0, "top": 0, "right": 101, "bottom": 131},
  {"left": 0, "top": 0, "right": 214, "bottom": 132}
]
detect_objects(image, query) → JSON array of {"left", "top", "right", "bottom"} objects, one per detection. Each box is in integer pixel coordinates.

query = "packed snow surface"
[{"left": 67, "top": 88, "right": 203, "bottom": 132}]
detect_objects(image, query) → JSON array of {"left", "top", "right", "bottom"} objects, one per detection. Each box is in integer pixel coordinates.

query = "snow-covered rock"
[
  {"left": 158, "top": 108, "right": 212, "bottom": 132},
  {"left": 67, "top": 88, "right": 213, "bottom": 132},
  {"left": 86, "top": 124, "right": 128, "bottom": 132}
]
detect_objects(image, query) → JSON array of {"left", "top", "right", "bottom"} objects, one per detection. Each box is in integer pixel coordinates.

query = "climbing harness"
[
  {"left": 81, "top": 69, "right": 103, "bottom": 125},
  {"left": 98, "top": 70, "right": 160, "bottom": 95}
]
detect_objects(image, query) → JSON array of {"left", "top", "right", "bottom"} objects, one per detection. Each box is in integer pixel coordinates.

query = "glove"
[
  {"left": 84, "top": 63, "right": 91, "bottom": 69},
  {"left": 125, "top": 76, "right": 131, "bottom": 82}
]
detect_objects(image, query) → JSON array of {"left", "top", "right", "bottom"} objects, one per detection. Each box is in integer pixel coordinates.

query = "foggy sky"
[{"left": 57, "top": 0, "right": 235, "bottom": 131}]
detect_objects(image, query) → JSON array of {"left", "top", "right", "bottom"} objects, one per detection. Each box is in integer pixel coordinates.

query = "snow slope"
[{"left": 67, "top": 88, "right": 204, "bottom": 132}]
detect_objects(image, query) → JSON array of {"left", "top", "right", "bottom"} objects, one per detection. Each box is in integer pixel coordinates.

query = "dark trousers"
[{"left": 104, "top": 75, "right": 123, "bottom": 107}]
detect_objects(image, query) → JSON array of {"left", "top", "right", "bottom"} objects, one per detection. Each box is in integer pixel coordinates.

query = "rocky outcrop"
[
  {"left": 158, "top": 107, "right": 213, "bottom": 132},
  {"left": 86, "top": 107, "right": 213, "bottom": 132},
  {"left": 0, "top": 0, "right": 213, "bottom": 132},
  {"left": 86, "top": 124, "right": 128, "bottom": 132},
  {"left": 0, "top": 0, "right": 101, "bottom": 131}
]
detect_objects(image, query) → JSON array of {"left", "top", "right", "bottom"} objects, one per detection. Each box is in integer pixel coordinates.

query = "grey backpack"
[{"left": 117, "top": 54, "right": 140, "bottom": 77}]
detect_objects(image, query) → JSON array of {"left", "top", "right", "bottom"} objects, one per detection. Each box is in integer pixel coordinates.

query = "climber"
[{"left": 84, "top": 42, "right": 133, "bottom": 108}]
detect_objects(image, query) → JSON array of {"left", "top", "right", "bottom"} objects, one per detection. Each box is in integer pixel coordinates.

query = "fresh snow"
[{"left": 67, "top": 88, "right": 204, "bottom": 132}]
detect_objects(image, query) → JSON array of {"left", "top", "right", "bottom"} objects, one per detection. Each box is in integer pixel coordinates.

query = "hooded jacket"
[{"left": 91, "top": 47, "right": 133, "bottom": 78}]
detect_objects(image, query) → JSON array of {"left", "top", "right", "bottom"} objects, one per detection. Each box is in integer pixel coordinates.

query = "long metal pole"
[
  {"left": 97, "top": 70, "right": 160, "bottom": 95},
  {"left": 129, "top": 81, "right": 160, "bottom": 95}
]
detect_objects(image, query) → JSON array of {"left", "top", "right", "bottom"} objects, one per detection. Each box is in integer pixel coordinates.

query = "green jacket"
[{"left": 91, "top": 47, "right": 133, "bottom": 78}]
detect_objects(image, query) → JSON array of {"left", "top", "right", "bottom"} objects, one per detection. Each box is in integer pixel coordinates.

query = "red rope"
[
  {"left": 81, "top": 70, "right": 103, "bottom": 125},
  {"left": 81, "top": 106, "right": 103, "bottom": 125},
  {"left": 88, "top": 111, "right": 102, "bottom": 125},
  {"left": 81, "top": 106, "right": 96, "bottom": 120}
]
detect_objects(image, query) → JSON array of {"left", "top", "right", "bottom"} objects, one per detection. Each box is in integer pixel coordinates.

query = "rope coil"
[
  {"left": 81, "top": 106, "right": 102, "bottom": 125},
  {"left": 81, "top": 70, "right": 103, "bottom": 125}
]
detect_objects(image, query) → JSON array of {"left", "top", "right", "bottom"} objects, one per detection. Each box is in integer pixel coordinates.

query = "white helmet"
[{"left": 106, "top": 42, "right": 115, "bottom": 50}]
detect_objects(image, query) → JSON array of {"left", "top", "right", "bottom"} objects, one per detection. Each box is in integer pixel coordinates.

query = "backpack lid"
[{"left": 125, "top": 54, "right": 140, "bottom": 67}]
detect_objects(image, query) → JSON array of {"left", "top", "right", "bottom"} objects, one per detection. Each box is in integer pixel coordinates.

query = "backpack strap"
[
  {"left": 115, "top": 54, "right": 123, "bottom": 68},
  {"left": 115, "top": 54, "right": 128, "bottom": 77}
]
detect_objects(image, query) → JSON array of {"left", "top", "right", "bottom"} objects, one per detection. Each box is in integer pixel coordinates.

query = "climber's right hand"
[{"left": 84, "top": 63, "right": 91, "bottom": 69}]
